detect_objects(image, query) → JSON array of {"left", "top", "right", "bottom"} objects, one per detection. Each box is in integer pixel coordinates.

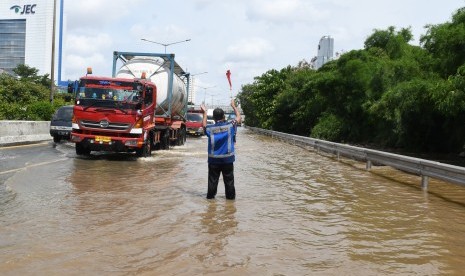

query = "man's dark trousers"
[{"left": 207, "top": 163, "right": 235, "bottom": 199}]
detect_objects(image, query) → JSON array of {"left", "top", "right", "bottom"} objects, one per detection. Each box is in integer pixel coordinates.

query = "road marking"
[
  {"left": 0, "top": 158, "right": 68, "bottom": 175},
  {"left": 0, "top": 141, "right": 50, "bottom": 150}
]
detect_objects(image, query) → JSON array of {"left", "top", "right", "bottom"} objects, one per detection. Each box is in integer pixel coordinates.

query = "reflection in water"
[
  {"left": 198, "top": 201, "right": 237, "bottom": 262},
  {"left": 1, "top": 129, "right": 465, "bottom": 275},
  {"left": 201, "top": 201, "right": 238, "bottom": 235}
]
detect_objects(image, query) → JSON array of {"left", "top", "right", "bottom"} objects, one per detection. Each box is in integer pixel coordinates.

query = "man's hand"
[
  {"left": 200, "top": 104, "right": 207, "bottom": 113},
  {"left": 230, "top": 99, "right": 237, "bottom": 109},
  {"left": 231, "top": 98, "right": 242, "bottom": 125}
]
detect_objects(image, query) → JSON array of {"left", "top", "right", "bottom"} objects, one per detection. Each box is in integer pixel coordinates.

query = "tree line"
[
  {"left": 0, "top": 64, "right": 72, "bottom": 120},
  {"left": 237, "top": 7, "right": 465, "bottom": 154}
]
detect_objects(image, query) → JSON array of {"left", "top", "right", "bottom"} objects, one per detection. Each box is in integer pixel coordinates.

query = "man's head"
[{"left": 213, "top": 108, "right": 225, "bottom": 121}]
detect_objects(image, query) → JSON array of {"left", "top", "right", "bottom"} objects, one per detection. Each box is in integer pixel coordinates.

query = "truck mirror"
[{"left": 67, "top": 82, "right": 73, "bottom": 94}]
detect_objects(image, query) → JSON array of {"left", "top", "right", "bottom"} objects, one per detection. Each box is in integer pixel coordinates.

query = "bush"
[
  {"left": 26, "top": 101, "right": 55, "bottom": 120},
  {"left": 0, "top": 64, "right": 74, "bottom": 120},
  {"left": 310, "top": 113, "right": 344, "bottom": 141},
  {"left": 0, "top": 103, "right": 25, "bottom": 120}
]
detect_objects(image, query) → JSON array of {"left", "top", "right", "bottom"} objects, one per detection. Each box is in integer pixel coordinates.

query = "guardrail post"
[
  {"left": 366, "top": 160, "right": 372, "bottom": 170},
  {"left": 421, "top": 175, "right": 429, "bottom": 190}
]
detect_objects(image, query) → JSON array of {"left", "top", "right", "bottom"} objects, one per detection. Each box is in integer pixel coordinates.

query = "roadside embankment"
[{"left": 0, "top": 121, "right": 51, "bottom": 147}]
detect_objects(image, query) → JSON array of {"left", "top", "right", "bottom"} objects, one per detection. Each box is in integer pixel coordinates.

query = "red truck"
[
  {"left": 70, "top": 52, "right": 188, "bottom": 157},
  {"left": 186, "top": 108, "right": 204, "bottom": 136}
]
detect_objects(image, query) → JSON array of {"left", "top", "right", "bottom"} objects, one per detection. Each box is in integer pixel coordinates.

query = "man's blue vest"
[{"left": 205, "top": 121, "right": 236, "bottom": 164}]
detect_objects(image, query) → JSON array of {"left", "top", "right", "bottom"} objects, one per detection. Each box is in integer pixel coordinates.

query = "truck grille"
[{"left": 80, "top": 120, "right": 131, "bottom": 131}]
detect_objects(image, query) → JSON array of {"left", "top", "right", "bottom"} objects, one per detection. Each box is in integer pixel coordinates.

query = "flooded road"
[{"left": 1, "top": 127, "right": 465, "bottom": 275}]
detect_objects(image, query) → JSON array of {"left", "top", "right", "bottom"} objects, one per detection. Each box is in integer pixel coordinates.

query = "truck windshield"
[
  {"left": 76, "top": 87, "right": 141, "bottom": 110},
  {"left": 187, "top": 113, "right": 203, "bottom": 122}
]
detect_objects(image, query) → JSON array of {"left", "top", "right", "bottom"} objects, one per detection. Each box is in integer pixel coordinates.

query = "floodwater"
[{"left": 1, "top": 128, "right": 465, "bottom": 275}]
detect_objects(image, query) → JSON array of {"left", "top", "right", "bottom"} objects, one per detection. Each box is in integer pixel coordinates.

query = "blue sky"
[{"left": 63, "top": 0, "right": 464, "bottom": 105}]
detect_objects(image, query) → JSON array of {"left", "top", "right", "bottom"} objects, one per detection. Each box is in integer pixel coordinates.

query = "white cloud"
[
  {"left": 63, "top": 33, "right": 113, "bottom": 79},
  {"left": 66, "top": 0, "right": 147, "bottom": 30},
  {"left": 193, "top": 0, "right": 215, "bottom": 10},
  {"left": 65, "top": 53, "right": 106, "bottom": 79},
  {"left": 66, "top": 33, "right": 113, "bottom": 55},
  {"left": 246, "top": 0, "right": 328, "bottom": 24},
  {"left": 225, "top": 38, "right": 274, "bottom": 62}
]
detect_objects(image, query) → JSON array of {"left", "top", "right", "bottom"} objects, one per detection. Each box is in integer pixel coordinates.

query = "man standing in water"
[{"left": 200, "top": 99, "right": 242, "bottom": 200}]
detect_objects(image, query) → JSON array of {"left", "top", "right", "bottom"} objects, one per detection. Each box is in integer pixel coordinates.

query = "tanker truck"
[{"left": 70, "top": 51, "right": 188, "bottom": 157}]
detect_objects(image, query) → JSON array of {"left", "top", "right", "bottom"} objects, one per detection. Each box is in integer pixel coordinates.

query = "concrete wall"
[{"left": 0, "top": 121, "right": 51, "bottom": 147}]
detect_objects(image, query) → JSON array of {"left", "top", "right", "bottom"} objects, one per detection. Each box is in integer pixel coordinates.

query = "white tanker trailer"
[{"left": 113, "top": 52, "right": 188, "bottom": 117}]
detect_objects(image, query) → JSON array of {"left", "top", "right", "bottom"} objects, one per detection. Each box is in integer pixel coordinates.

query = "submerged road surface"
[{"left": 1, "top": 127, "right": 465, "bottom": 275}]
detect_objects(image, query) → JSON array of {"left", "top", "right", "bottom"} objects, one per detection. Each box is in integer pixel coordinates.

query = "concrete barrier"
[{"left": 0, "top": 120, "right": 51, "bottom": 147}]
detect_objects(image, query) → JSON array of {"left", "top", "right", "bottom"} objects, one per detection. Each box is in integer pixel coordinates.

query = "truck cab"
[
  {"left": 70, "top": 76, "right": 158, "bottom": 156},
  {"left": 186, "top": 109, "right": 204, "bottom": 136}
]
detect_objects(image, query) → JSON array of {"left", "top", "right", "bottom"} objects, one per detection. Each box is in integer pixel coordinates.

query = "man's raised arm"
[
  {"left": 231, "top": 99, "right": 241, "bottom": 125},
  {"left": 200, "top": 104, "right": 207, "bottom": 128}
]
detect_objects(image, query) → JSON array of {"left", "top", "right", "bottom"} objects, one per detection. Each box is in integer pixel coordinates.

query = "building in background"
[
  {"left": 0, "top": 0, "right": 65, "bottom": 85},
  {"left": 312, "top": 36, "right": 334, "bottom": 70},
  {"left": 188, "top": 76, "right": 196, "bottom": 104}
]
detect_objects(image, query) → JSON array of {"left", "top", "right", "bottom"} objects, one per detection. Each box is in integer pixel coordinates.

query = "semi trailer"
[{"left": 70, "top": 51, "right": 189, "bottom": 157}]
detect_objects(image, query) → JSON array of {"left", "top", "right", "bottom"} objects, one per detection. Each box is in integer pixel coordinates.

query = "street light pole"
[
  {"left": 50, "top": 0, "right": 57, "bottom": 103},
  {"left": 186, "top": 72, "right": 207, "bottom": 105},
  {"left": 190, "top": 71, "right": 207, "bottom": 93},
  {"left": 197, "top": 85, "right": 216, "bottom": 105},
  {"left": 191, "top": 71, "right": 208, "bottom": 77},
  {"left": 141, "top": 38, "right": 191, "bottom": 53}
]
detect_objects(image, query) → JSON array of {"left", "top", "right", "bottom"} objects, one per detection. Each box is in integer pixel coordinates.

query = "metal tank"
[{"left": 115, "top": 57, "right": 186, "bottom": 116}]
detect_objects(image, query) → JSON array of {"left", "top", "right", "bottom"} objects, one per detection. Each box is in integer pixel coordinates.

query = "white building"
[
  {"left": 313, "top": 36, "right": 334, "bottom": 70},
  {"left": 188, "top": 76, "right": 196, "bottom": 104},
  {"left": 0, "top": 0, "right": 63, "bottom": 81}
]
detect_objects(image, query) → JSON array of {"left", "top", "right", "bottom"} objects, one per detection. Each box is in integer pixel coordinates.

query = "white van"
[{"left": 206, "top": 109, "right": 215, "bottom": 125}]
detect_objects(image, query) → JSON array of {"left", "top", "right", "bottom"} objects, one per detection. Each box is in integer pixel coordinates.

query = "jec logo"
[{"left": 10, "top": 4, "right": 37, "bottom": 15}]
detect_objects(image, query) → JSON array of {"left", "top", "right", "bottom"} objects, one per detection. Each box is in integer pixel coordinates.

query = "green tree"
[
  {"left": 238, "top": 6, "right": 465, "bottom": 154},
  {"left": 237, "top": 84, "right": 260, "bottom": 127},
  {"left": 237, "top": 67, "right": 291, "bottom": 129},
  {"left": 13, "top": 64, "right": 51, "bottom": 88},
  {"left": 311, "top": 113, "right": 344, "bottom": 141},
  {"left": 421, "top": 7, "right": 465, "bottom": 77},
  {"left": 273, "top": 67, "right": 320, "bottom": 135},
  {"left": 364, "top": 26, "right": 413, "bottom": 59},
  {"left": 0, "top": 64, "right": 66, "bottom": 120},
  {"left": 313, "top": 50, "right": 375, "bottom": 142}
]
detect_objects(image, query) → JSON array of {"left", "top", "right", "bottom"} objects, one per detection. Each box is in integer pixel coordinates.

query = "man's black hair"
[{"left": 213, "top": 108, "right": 225, "bottom": 121}]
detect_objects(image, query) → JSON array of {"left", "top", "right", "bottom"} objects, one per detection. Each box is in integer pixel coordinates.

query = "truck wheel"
[
  {"left": 183, "top": 128, "right": 187, "bottom": 144},
  {"left": 175, "top": 130, "right": 182, "bottom": 146},
  {"left": 176, "top": 128, "right": 186, "bottom": 146},
  {"left": 136, "top": 140, "right": 151, "bottom": 157},
  {"left": 160, "top": 130, "right": 170, "bottom": 150},
  {"left": 76, "top": 143, "right": 91, "bottom": 156},
  {"left": 53, "top": 135, "right": 61, "bottom": 143}
]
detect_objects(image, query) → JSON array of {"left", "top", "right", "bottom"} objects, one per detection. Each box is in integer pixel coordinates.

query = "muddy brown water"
[{"left": 1, "top": 128, "right": 465, "bottom": 275}]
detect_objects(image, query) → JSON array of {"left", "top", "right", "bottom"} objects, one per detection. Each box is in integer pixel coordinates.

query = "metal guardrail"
[{"left": 247, "top": 126, "right": 465, "bottom": 189}]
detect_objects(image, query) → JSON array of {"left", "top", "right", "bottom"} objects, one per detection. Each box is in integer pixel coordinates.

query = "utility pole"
[{"left": 49, "top": 0, "right": 57, "bottom": 103}]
